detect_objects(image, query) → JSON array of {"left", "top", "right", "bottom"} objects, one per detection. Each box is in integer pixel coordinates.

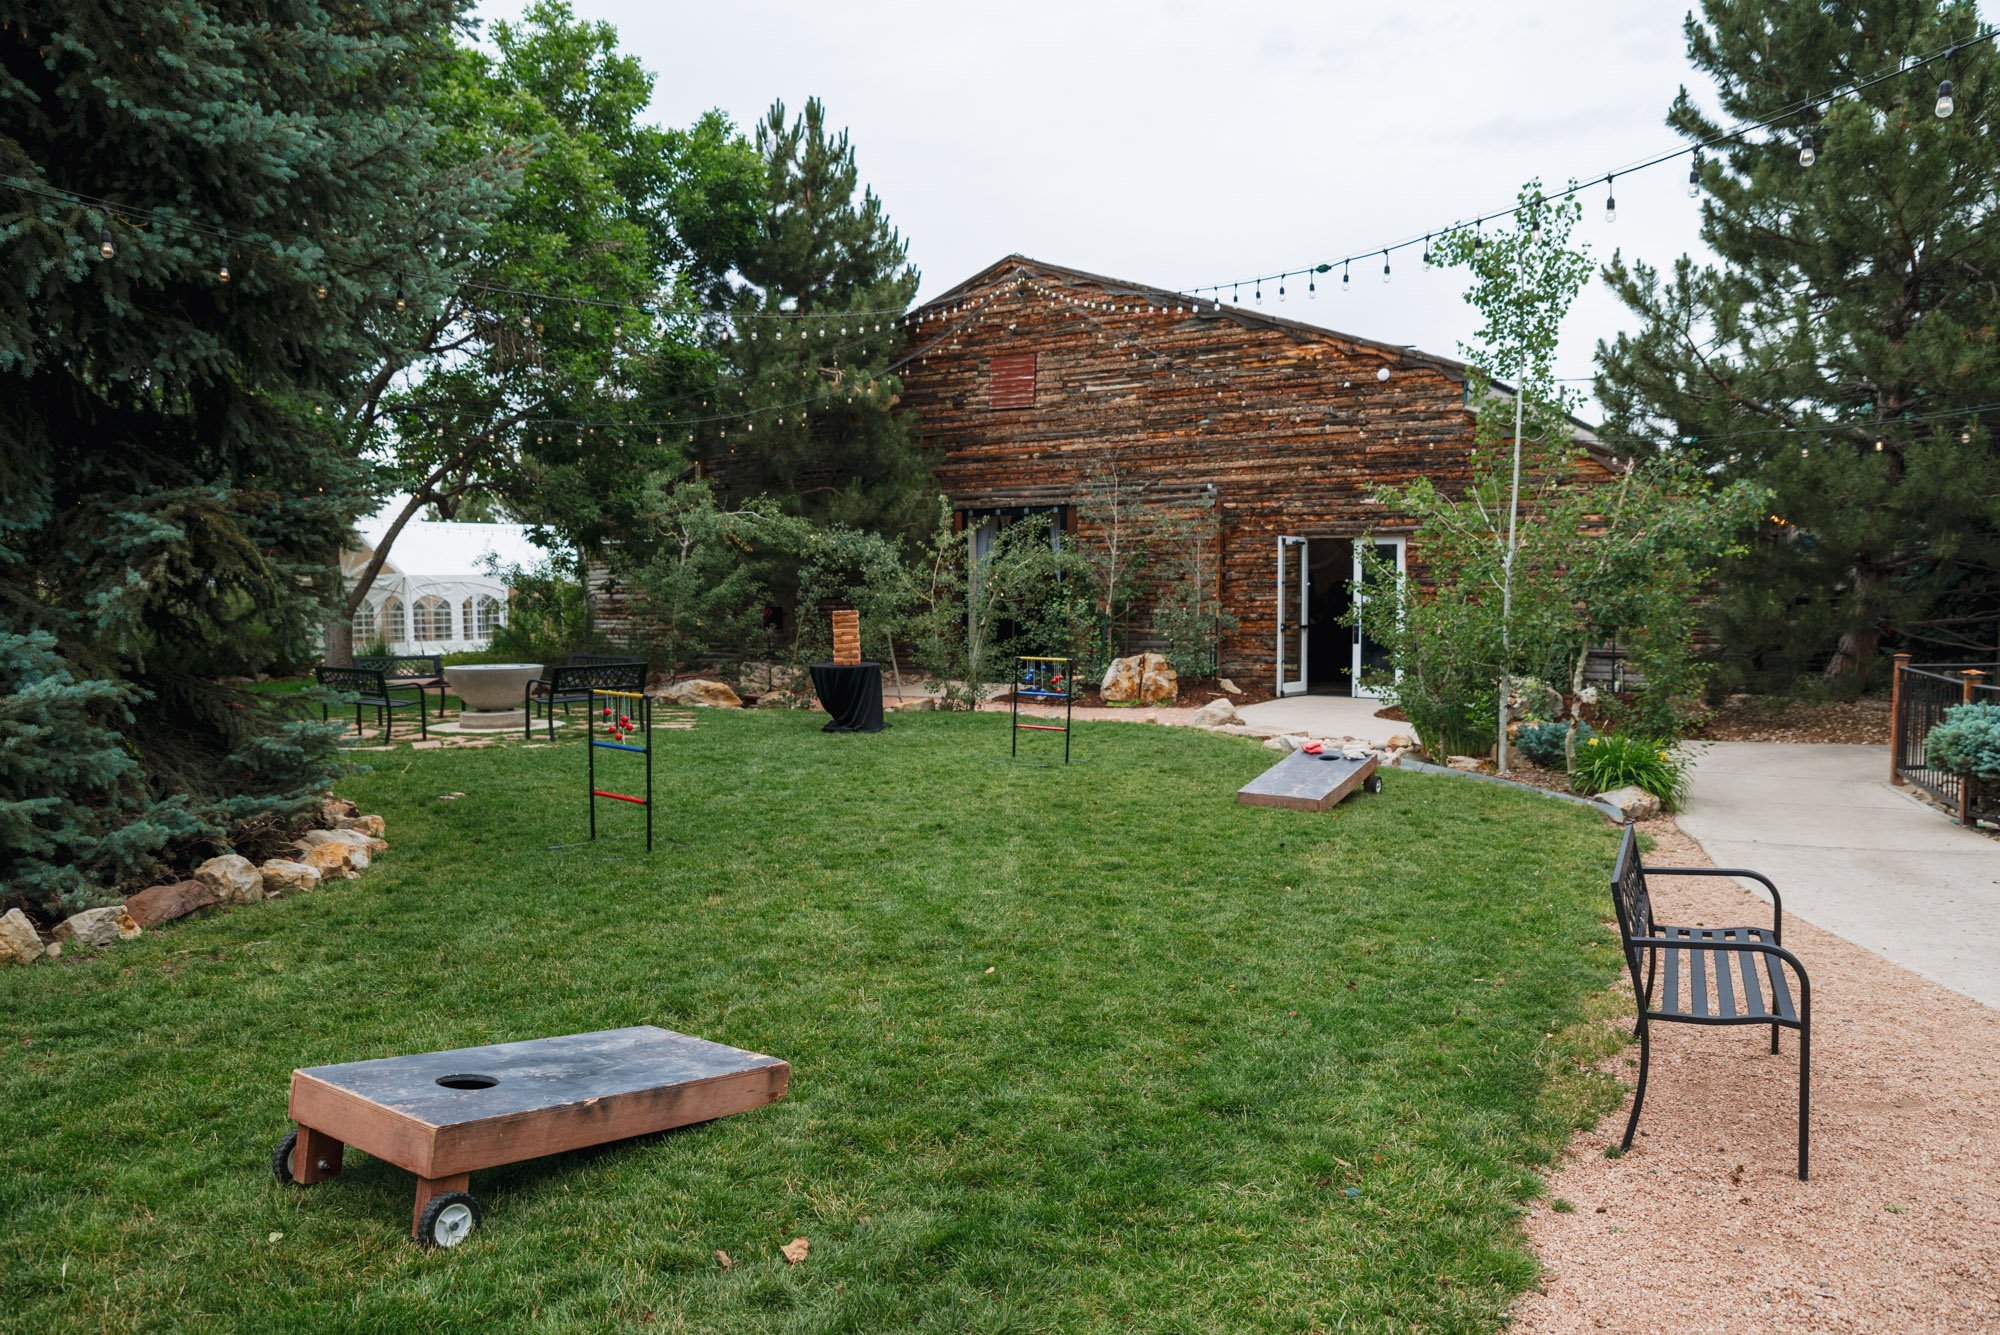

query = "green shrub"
[
  {"left": 1515, "top": 719, "right": 1593, "bottom": 769},
  {"left": 1927, "top": 702, "right": 2000, "bottom": 779},
  {"left": 1403, "top": 688, "right": 1498, "bottom": 761},
  {"left": 1573, "top": 733, "right": 1690, "bottom": 809}
]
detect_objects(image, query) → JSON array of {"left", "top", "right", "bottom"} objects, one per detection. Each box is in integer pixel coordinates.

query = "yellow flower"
[
  {"left": 1658, "top": 750, "right": 1670, "bottom": 761},
  {"left": 1587, "top": 737, "right": 1599, "bottom": 746}
]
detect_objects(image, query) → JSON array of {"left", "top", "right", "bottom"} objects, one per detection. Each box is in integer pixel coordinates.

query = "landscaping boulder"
[
  {"left": 195, "top": 854, "right": 265, "bottom": 905},
  {"left": 336, "top": 813, "right": 386, "bottom": 838},
  {"left": 321, "top": 796, "right": 359, "bottom": 823},
  {"left": 55, "top": 905, "right": 141, "bottom": 947},
  {"left": 1190, "top": 698, "right": 1239, "bottom": 729},
  {"left": 1598, "top": 785, "right": 1662, "bottom": 822},
  {"left": 1100, "top": 653, "right": 1178, "bottom": 705},
  {"left": 1505, "top": 675, "right": 1564, "bottom": 724},
  {"left": 125, "top": 880, "right": 218, "bottom": 929},
  {"left": 299, "top": 841, "right": 359, "bottom": 880},
  {"left": 890, "top": 696, "right": 938, "bottom": 712},
  {"left": 1446, "top": 755, "right": 1485, "bottom": 772},
  {"left": 303, "top": 827, "right": 384, "bottom": 856},
  {"left": 1215, "top": 678, "right": 1242, "bottom": 696},
  {"left": 661, "top": 679, "right": 742, "bottom": 708},
  {"left": 259, "top": 860, "right": 322, "bottom": 899},
  {"left": 0, "top": 908, "right": 44, "bottom": 964}
]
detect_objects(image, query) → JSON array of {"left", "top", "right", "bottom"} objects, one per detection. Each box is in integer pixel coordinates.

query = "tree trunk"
[
  {"left": 325, "top": 617, "right": 355, "bottom": 669},
  {"left": 1823, "top": 566, "right": 1889, "bottom": 690}
]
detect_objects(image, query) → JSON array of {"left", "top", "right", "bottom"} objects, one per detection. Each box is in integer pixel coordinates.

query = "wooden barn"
[{"left": 898, "top": 255, "right": 1620, "bottom": 698}]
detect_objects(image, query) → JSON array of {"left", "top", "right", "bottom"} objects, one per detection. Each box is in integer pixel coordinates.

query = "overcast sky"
[{"left": 477, "top": 1, "right": 1734, "bottom": 410}]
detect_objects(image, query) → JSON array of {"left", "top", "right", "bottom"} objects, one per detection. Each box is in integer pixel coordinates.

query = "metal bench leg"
[
  {"left": 1621, "top": 1020, "right": 1650, "bottom": 1152},
  {"left": 354, "top": 703, "right": 364, "bottom": 737},
  {"left": 1797, "top": 1022, "right": 1811, "bottom": 1181},
  {"left": 524, "top": 686, "right": 534, "bottom": 741},
  {"left": 1638, "top": 948, "right": 1657, "bottom": 1036}
]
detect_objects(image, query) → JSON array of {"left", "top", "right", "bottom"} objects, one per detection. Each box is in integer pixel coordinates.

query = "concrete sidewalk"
[
  {"left": 1677, "top": 742, "right": 2000, "bottom": 1009},
  {"left": 1234, "top": 694, "right": 1410, "bottom": 746}
]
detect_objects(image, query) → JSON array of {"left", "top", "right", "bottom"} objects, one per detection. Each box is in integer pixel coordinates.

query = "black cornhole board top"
[
  {"left": 1236, "top": 748, "right": 1380, "bottom": 812},
  {"left": 288, "top": 1025, "right": 788, "bottom": 1178}
]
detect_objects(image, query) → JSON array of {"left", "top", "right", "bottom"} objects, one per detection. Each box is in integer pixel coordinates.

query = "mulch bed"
[{"left": 1689, "top": 695, "right": 1891, "bottom": 745}]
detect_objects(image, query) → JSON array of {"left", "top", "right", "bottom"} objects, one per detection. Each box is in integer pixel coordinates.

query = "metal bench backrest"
[
  {"left": 549, "top": 660, "right": 648, "bottom": 693},
  {"left": 565, "top": 653, "right": 644, "bottom": 668},
  {"left": 1609, "top": 824, "right": 1655, "bottom": 990},
  {"left": 355, "top": 654, "right": 443, "bottom": 681},
  {"left": 316, "top": 665, "right": 390, "bottom": 698}
]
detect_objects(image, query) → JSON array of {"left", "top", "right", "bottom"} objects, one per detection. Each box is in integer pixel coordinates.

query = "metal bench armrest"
[{"left": 1642, "top": 864, "right": 1783, "bottom": 941}]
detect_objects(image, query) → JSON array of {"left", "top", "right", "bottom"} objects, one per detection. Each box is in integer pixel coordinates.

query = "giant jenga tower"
[{"left": 831, "top": 609, "right": 862, "bottom": 666}]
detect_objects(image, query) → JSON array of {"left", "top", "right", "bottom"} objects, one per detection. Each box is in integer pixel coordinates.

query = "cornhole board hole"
[
  {"left": 276, "top": 1025, "right": 788, "bottom": 1248},
  {"left": 1236, "top": 748, "right": 1382, "bottom": 812}
]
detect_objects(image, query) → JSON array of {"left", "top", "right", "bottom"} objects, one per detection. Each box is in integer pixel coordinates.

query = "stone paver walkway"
[{"left": 1679, "top": 741, "right": 2000, "bottom": 1009}]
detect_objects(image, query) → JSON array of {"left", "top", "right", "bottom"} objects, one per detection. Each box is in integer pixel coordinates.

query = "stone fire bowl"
[{"left": 442, "top": 663, "right": 544, "bottom": 713}]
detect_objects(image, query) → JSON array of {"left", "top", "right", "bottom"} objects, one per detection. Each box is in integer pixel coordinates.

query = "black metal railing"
[{"left": 1891, "top": 657, "right": 1998, "bottom": 824}]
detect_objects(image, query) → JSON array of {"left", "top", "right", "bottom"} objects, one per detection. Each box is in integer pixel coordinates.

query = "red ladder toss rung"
[
  {"left": 591, "top": 788, "right": 647, "bottom": 805},
  {"left": 1014, "top": 723, "right": 1067, "bottom": 732}
]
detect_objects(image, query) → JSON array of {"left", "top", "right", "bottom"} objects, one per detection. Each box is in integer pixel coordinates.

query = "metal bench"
[
  {"left": 524, "top": 660, "right": 648, "bottom": 740},
  {"left": 355, "top": 653, "right": 449, "bottom": 717},
  {"left": 1610, "top": 824, "right": 1812, "bottom": 1179},
  {"left": 315, "top": 665, "right": 428, "bottom": 742}
]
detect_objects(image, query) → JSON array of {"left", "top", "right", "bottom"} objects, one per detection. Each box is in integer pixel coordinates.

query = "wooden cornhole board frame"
[
  {"left": 1236, "top": 748, "right": 1381, "bottom": 812},
  {"left": 284, "top": 1025, "right": 788, "bottom": 1240}
]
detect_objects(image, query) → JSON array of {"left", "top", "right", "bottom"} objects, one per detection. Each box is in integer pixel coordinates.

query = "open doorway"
[
  {"left": 1272, "top": 536, "right": 1408, "bottom": 697},
  {"left": 1307, "top": 542, "right": 1352, "bottom": 694}
]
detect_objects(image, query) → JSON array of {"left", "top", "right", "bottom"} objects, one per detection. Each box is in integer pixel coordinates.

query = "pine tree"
[
  {"left": 697, "top": 98, "right": 927, "bottom": 536},
  {"left": 0, "top": 0, "right": 468, "bottom": 916},
  {"left": 1597, "top": 0, "right": 2000, "bottom": 687}
]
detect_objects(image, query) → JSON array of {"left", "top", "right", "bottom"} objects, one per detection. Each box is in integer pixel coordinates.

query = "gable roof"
[
  {"left": 913, "top": 253, "right": 1621, "bottom": 472},
  {"left": 913, "top": 253, "right": 1474, "bottom": 382}
]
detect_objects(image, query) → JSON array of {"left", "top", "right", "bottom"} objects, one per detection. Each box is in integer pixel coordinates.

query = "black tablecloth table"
[{"left": 809, "top": 661, "right": 888, "bottom": 733}]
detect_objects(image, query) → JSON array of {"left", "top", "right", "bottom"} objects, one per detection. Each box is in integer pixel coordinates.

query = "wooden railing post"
[
  {"left": 1959, "top": 669, "right": 1985, "bottom": 825},
  {"left": 1888, "top": 652, "right": 1912, "bottom": 785}
]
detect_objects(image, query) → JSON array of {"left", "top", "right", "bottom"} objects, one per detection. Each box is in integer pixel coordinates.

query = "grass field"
[{"left": 0, "top": 710, "right": 1629, "bottom": 1333}]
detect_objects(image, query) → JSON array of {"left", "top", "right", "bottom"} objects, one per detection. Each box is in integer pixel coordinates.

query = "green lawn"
[{"left": 0, "top": 712, "right": 1629, "bottom": 1333}]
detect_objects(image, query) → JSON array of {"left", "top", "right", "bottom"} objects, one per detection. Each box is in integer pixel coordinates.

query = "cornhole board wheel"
[
  {"left": 1236, "top": 749, "right": 1381, "bottom": 812},
  {"left": 278, "top": 1025, "right": 788, "bottom": 1246}
]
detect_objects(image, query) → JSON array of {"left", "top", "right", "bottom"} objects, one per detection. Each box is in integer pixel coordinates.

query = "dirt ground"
[{"left": 1513, "top": 817, "right": 2000, "bottom": 1334}]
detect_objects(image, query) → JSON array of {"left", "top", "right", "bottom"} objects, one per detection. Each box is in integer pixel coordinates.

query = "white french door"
[
  {"left": 1275, "top": 535, "right": 1309, "bottom": 697},
  {"left": 1350, "top": 537, "right": 1406, "bottom": 700}
]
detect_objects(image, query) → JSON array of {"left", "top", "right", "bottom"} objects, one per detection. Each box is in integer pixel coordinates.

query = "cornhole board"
[
  {"left": 1236, "top": 748, "right": 1381, "bottom": 812},
  {"left": 279, "top": 1025, "right": 788, "bottom": 1245}
]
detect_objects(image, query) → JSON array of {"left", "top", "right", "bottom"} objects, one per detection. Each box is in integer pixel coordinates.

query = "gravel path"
[{"left": 1514, "top": 817, "right": 2000, "bottom": 1334}]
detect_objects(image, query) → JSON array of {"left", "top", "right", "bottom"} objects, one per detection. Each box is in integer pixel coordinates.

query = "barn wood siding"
[{"left": 899, "top": 260, "right": 1489, "bottom": 682}]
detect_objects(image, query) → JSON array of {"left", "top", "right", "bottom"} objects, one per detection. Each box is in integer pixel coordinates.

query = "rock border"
[{"left": 1393, "top": 756, "right": 1628, "bottom": 823}]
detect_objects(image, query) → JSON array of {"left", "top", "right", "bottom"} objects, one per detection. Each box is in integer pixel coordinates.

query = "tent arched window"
[
  {"left": 463, "top": 594, "right": 504, "bottom": 639},
  {"left": 412, "top": 595, "right": 452, "bottom": 641},
  {"left": 351, "top": 601, "right": 376, "bottom": 646},
  {"left": 377, "top": 596, "right": 406, "bottom": 645}
]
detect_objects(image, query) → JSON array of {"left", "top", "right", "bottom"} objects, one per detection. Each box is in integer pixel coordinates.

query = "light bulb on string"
[
  {"left": 1604, "top": 174, "right": 1617, "bottom": 222},
  {"left": 1421, "top": 235, "right": 1433, "bottom": 266},
  {"left": 98, "top": 223, "right": 114, "bottom": 260},
  {"left": 1687, "top": 152, "right": 1703, "bottom": 198},
  {"left": 1799, "top": 132, "right": 1816, "bottom": 167},
  {"left": 572, "top": 317, "right": 581, "bottom": 333},
  {"left": 1278, "top": 278, "right": 1285, "bottom": 301},
  {"left": 315, "top": 283, "right": 328, "bottom": 300},
  {"left": 1308, "top": 272, "right": 1315, "bottom": 298},
  {"left": 394, "top": 279, "right": 406, "bottom": 313},
  {"left": 1380, "top": 250, "right": 1391, "bottom": 284},
  {"left": 1473, "top": 220, "right": 1484, "bottom": 253},
  {"left": 1529, "top": 194, "right": 1543, "bottom": 239},
  {"left": 1936, "top": 78, "right": 1955, "bottom": 118},
  {"left": 1341, "top": 261, "right": 1350, "bottom": 292}
]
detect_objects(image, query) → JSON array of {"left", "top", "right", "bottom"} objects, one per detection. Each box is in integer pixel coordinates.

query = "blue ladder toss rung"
[{"left": 591, "top": 740, "right": 648, "bottom": 753}]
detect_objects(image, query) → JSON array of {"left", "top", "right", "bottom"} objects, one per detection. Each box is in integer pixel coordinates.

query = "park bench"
[
  {"left": 524, "top": 659, "right": 648, "bottom": 740},
  {"left": 314, "top": 665, "right": 428, "bottom": 742},
  {"left": 355, "top": 653, "right": 449, "bottom": 717},
  {"left": 1610, "top": 823, "right": 1812, "bottom": 1179}
]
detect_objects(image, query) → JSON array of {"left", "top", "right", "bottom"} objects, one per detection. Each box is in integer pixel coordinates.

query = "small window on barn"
[{"left": 989, "top": 352, "right": 1036, "bottom": 410}]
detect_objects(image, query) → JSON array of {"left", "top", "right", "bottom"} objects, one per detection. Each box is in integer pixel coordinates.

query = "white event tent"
[{"left": 341, "top": 505, "right": 548, "bottom": 656}]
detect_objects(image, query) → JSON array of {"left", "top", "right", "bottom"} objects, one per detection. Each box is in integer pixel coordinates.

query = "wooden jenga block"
[{"left": 831, "top": 609, "right": 862, "bottom": 665}]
